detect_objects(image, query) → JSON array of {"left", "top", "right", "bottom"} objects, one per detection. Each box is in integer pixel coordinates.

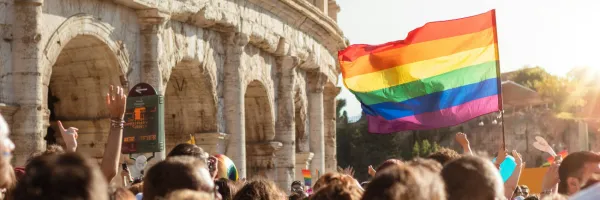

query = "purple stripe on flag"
[{"left": 368, "top": 95, "right": 499, "bottom": 133}]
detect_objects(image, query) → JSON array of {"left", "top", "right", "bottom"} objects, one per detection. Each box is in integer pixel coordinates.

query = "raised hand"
[
  {"left": 106, "top": 85, "right": 126, "bottom": 120},
  {"left": 495, "top": 146, "right": 508, "bottom": 166},
  {"left": 368, "top": 165, "right": 376, "bottom": 177},
  {"left": 455, "top": 132, "right": 470, "bottom": 147},
  {"left": 512, "top": 150, "right": 523, "bottom": 167},
  {"left": 57, "top": 120, "right": 78, "bottom": 152},
  {"left": 541, "top": 161, "right": 560, "bottom": 193}
]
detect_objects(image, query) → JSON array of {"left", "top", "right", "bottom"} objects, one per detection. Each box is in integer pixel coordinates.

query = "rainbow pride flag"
[
  {"left": 302, "top": 169, "right": 312, "bottom": 186},
  {"left": 339, "top": 10, "right": 501, "bottom": 133}
]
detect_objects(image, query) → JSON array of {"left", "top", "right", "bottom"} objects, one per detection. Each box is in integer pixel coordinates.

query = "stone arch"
[
  {"left": 41, "top": 14, "right": 131, "bottom": 159},
  {"left": 42, "top": 14, "right": 130, "bottom": 86},
  {"left": 163, "top": 61, "right": 218, "bottom": 152},
  {"left": 244, "top": 80, "right": 275, "bottom": 142},
  {"left": 45, "top": 35, "right": 124, "bottom": 159},
  {"left": 244, "top": 80, "right": 278, "bottom": 179},
  {"left": 323, "top": 82, "right": 339, "bottom": 172}
]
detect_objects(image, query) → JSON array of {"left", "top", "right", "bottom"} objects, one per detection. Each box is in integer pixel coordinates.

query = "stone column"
[
  {"left": 223, "top": 32, "right": 249, "bottom": 178},
  {"left": 10, "top": 0, "right": 46, "bottom": 166},
  {"left": 295, "top": 152, "right": 314, "bottom": 185},
  {"left": 246, "top": 142, "right": 282, "bottom": 180},
  {"left": 274, "top": 56, "right": 298, "bottom": 191},
  {"left": 328, "top": 1, "right": 340, "bottom": 22},
  {"left": 323, "top": 87, "right": 340, "bottom": 173},
  {"left": 137, "top": 9, "right": 169, "bottom": 161},
  {"left": 308, "top": 72, "right": 325, "bottom": 181},
  {"left": 315, "top": 0, "right": 328, "bottom": 15}
]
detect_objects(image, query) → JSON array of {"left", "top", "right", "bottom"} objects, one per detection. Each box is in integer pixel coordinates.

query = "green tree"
[
  {"left": 412, "top": 142, "right": 420, "bottom": 158},
  {"left": 421, "top": 140, "right": 431, "bottom": 156},
  {"left": 336, "top": 99, "right": 347, "bottom": 120},
  {"left": 508, "top": 66, "right": 583, "bottom": 113},
  {"left": 432, "top": 142, "right": 441, "bottom": 153}
]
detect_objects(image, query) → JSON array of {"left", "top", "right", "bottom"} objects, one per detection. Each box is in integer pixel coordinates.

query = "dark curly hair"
[{"left": 233, "top": 179, "right": 285, "bottom": 200}]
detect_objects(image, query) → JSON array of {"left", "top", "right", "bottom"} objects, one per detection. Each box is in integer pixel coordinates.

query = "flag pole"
[{"left": 491, "top": 9, "right": 506, "bottom": 149}]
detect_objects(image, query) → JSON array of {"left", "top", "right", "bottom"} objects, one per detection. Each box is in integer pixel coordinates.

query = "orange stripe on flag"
[
  {"left": 339, "top": 10, "right": 495, "bottom": 63},
  {"left": 341, "top": 28, "right": 495, "bottom": 78}
]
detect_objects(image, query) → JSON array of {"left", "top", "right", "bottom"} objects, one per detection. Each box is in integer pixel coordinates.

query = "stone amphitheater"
[{"left": 0, "top": 0, "right": 346, "bottom": 190}]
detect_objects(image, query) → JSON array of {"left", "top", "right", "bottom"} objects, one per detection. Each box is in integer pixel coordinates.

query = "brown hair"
[
  {"left": 427, "top": 147, "right": 462, "bottom": 165},
  {"left": 109, "top": 187, "right": 136, "bottom": 200},
  {"left": 313, "top": 172, "right": 359, "bottom": 192},
  {"left": 166, "top": 189, "right": 215, "bottom": 200},
  {"left": 167, "top": 143, "right": 208, "bottom": 162},
  {"left": 128, "top": 182, "right": 144, "bottom": 195},
  {"left": 26, "top": 144, "right": 65, "bottom": 165},
  {"left": 143, "top": 156, "right": 214, "bottom": 200},
  {"left": 13, "top": 153, "right": 108, "bottom": 200},
  {"left": 310, "top": 181, "right": 363, "bottom": 200},
  {"left": 375, "top": 159, "right": 403, "bottom": 175},
  {"left": 557, "top": 151, "right": 600, "bottom": 194},
  {"left": 232, "top": 179, "right": 285, "bottom": 200},
  {"left": 361, "top": 163, "right": 445, "bottom": 200},
  {"left": 215, "top": 178, "right": 239, "bottom": 200},
  {"left": 441, "top": 156, "right": 504, "bottom": 200}
]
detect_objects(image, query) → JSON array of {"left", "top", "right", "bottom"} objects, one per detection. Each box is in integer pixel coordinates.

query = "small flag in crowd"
[
  {"left": 186, "top": 134, "right": 196, "bottom": 145},
  {"left": 339, "top": 10, "right": 502, "bottom": 133},
  {"left": 302, "top": 169, "right": 312, "bottom": 186}
]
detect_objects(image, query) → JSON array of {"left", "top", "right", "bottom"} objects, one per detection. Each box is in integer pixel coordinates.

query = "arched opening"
[
  {"left": 164, "top": 63, "right": 218, "bottom": 152},
  {"left": 323, "top": 83, "right": 338, "bottom": 172},
  {"left": 295, "top": 90, "right": 309, "bottom": 153},
  {"left": 46, "top": 35, "right": 123, "bottom": 160},
  {"left": 244, "top": 80, "right": 276, "bottom": 179}
]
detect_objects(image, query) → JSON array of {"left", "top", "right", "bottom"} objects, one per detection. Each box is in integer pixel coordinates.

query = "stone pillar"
[
  {"left": 315, "top": 0, "right": 328, "bottom": 15},
  {"left": 323, "top": 86, "right": 340, "bottom": 173},
  {"left": 10, "top": 0, "right": 46, "bottom": 166},
  {"left": 194, "top": 132, "right": 228, "bottom": 155},
  {"left": 328, "top": 1, "right": 340, "bottom": 22},
  {"left": 246, "top": 142, "right": 282, "bottom": 180},
  {"left": 223, "top": 32, "right": 249, "bottom": 178},
  {"left": 274, "top": 56, "right": 298, "bottom": 191},
  {"left": 308, "top": 72, "right": 325, "bottom": 181},
  {"left": 295, "top": 152, "right": 314, "bottom": 185},
  {"left": 137, "top": 9, "right": 169, "bottom": 161}
]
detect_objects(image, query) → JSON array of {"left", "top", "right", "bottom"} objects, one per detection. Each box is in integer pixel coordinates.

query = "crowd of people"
[{"left": 0, "top": 85, "right": 599, "bottom": 200}]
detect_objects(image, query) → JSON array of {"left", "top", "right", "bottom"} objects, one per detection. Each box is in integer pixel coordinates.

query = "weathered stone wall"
[{"left": 0, "top": 0, "right": 344, "bottom": 191}]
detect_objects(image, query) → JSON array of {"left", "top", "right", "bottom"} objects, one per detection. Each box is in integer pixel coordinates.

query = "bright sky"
[{"left": 336, "top": 0, "right": 600, "bottom": 117}]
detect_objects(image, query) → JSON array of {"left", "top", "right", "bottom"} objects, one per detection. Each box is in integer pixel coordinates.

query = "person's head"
[
  {"left": 540, "top": 193, "right": 567, "bottom": 200},
  {"left": 109, "top": 187, "right": 136, "bottom": 200},
  {"left": 232, "top": 179, "right": 286, "bottom": 200},
  {"left": 427, "top": 147, "right": 462, "bottom": 165},
  {"left": 215, "top": 178, "right": 238, "bottom": 200},
  {"left": 313, "top": 172, "right": 359, "bottom": 192},
  {"left": 289, "top": 193, "right": 305, "bottom": 200},
  {"left": 143, "top": 156, "right": 216, "bottom": 200},
  {"left": 310, "top": 180, "right": 363, "bottom": 200},
  {"left": 524, "top": 195, "right": 539, "bottom": 200},
  {"left": 442, "top": 156, "right": 504, "bottom": 200},
  {"left": 558, "top": 151, "right": 600, "bottom": 195},
  {"left": 407, "top": 158, "right": 443, "bottom": 173},
  {"left": 128, "top": 182, "right": 144, "bottom": 195},
  {"left": 167, "top": 143, "right": 209, "bottom": 162},
  {"left": 166, "top": 189, "right": 215, "bottom": 200},
  {"left": 361, "top": 163, "right": 445, "bottom": 200},
  {"left": 518, "top": 185, "right": 529, "bottom": 197},
  {"left": 13, "top": 153, "right": 108, "bottom": 200},
  {"left": 375, "top": 159, "right": 403, "bottom": 176},
  {"left": 26, "top": 144, "right": 65, "bottom": 165},
  {"left": 0, "top": 115, "right": 15, "bottom": 188},
  {"left": 291, "top": 180, "right": 304, "bottom": 194}
]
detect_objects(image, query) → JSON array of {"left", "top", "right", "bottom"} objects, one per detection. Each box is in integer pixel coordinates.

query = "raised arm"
[
  {"left": 455, "top": 132, "right": 473, "bottom": 155},
  {"left": 57, "top": 121, "right": 78, "bottom": 153},
  {"left": 100, "top": 85, "right": 126, "bottom": 181},
  {"left": 504, "top": 150, "right": 524, "bottom": 199}
]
